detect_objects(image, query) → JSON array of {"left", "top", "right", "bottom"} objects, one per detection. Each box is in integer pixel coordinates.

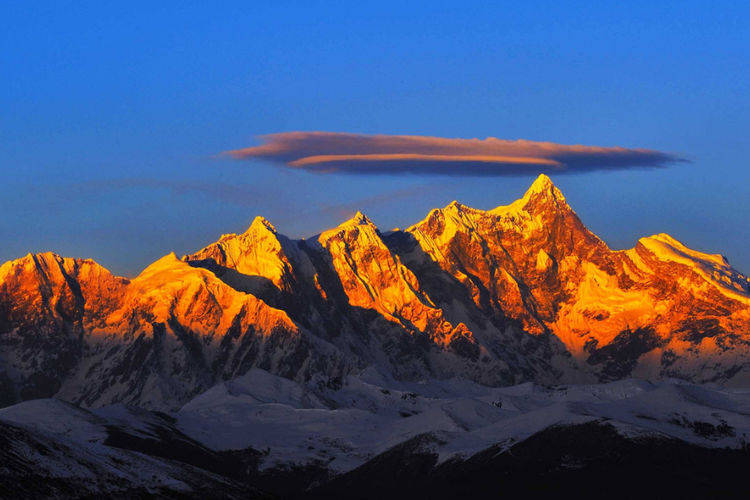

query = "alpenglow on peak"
[
  {"left": 1, "top": 173, "right": 749, "bottom": 413},
  {"left": 524, "top": 173, "right": 563, "bottom": 198}
]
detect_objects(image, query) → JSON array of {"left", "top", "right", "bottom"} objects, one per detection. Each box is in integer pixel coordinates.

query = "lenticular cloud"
[{"left": 223, "top": 132, "right": 683, "bottom": 176}]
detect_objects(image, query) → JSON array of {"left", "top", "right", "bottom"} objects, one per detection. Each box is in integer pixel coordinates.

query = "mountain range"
[
  {"left": 1, "top": 174, "right": 749, "bottom": 412},
  {"left": 2, "top": 174, "right": 750, "bottom": 497}
]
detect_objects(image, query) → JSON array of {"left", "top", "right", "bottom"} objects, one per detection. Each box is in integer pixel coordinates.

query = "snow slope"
[
  {"left": 177, "top": 368, "right": 750, "bottom": 474},
  {"left": 0, "top": 399, "right": 263, "bottom": 498},
  {"left": 4, "top": 370, "right": 750, "bottom": 496}
]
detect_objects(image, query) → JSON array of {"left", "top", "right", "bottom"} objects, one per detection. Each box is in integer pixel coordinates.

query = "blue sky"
[{"left": 2, "top": 1, "right": 749, "bottom": 276}]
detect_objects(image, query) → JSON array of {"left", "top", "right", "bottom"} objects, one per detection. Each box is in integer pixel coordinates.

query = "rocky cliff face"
[
  {"left": 1, "top": 175, "right": 749, "bottom": 410},
  {"left": 402, "top": 175, "right": 750, "bottom": 383}
]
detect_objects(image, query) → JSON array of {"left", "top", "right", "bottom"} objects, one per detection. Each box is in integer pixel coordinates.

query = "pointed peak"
[
  {"left": 441, "top": 200, "right": 485, "bottom": 218},
  {"left": 525, "top": 174, "right": 556, "bottom": 195},
  {"left": 345, "top": 211, "right": 373, "bottom": 226},
  {"left": 445, "top": 200, "right": 466, "bottom": 211},
  {"left": 318, "top": 211, "right": 379, "bottom": 244},
  {"left": 320, "top": 211, "right": 374, "bottom": 236},
  {"left": 246, "top": 215, "right": 277, "bottom": 235},
  {"left": 138, "top": 252, "right": 182, "bottom": 275},
  {"left": 521, "top": 174, "right": 566, "bottom": 205},
  {"left": 154, "top": 251, "right": 180, "bottom": 265},
  {"left": 489, "top": 174, "right": 569, "bottom": 216}
]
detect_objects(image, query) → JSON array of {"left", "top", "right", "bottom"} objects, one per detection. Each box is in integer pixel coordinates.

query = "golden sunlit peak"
[
  {"left": 488, "top": 174, "right": 568, "bottom": 216},
  {"left": 349, "top": 211, "right": 372, "bottom": 225},
  {"left": 138, "top": 252, "right": 181, "bottom": 275},
  {"left": 527, "top": 173, "right": 555, "bottom": 192},
  {"left": 247, "top": 215, "right": 277, "bottom": 234},
  {"left": 522, "top": 173, "right": 566, "bottom": 202},
  {"left": 318, "top": 211, "right": 378, "bottom": 243}
]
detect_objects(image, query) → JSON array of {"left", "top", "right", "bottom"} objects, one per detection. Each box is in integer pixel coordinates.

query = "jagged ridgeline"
[{"left": 1, "top": 175, "right": 749, "bottom": 410}]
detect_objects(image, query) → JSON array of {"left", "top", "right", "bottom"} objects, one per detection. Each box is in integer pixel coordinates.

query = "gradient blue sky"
[{"left": 2, "top": 1, "right": 749, "bottom": 276}]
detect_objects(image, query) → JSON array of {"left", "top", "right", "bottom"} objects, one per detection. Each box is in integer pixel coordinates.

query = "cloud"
[{"left": 223, "top": 132, "right": 684, "bottom": 176}]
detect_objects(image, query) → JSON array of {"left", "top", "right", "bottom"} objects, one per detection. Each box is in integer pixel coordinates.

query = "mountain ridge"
[{"left": 1, "top": 174, "right": 749, "bottom": 410}]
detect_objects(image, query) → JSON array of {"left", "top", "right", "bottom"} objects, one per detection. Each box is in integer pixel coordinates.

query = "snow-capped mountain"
[{"left": 1, "top": 174, "right": 749, "bottom": 411}]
